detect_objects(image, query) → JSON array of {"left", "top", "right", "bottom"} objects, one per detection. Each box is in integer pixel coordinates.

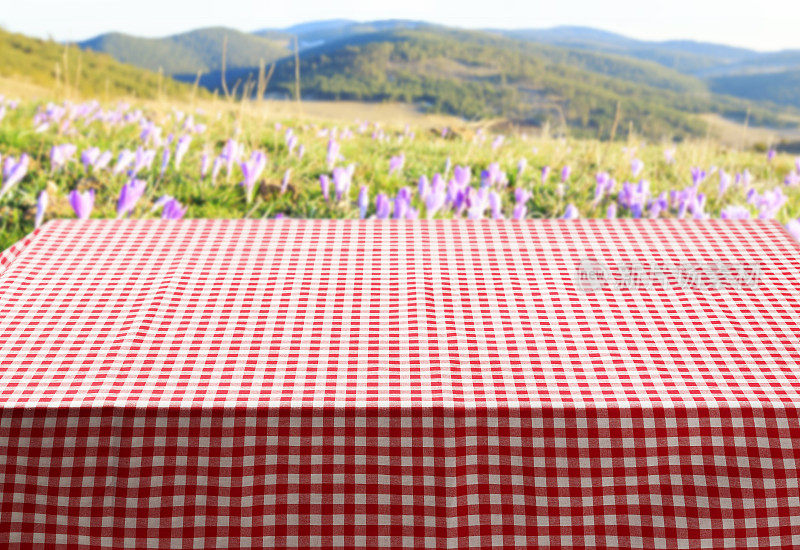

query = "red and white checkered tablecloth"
[{"left": 1, "top": 219, "right": 800, "bottom": 548}]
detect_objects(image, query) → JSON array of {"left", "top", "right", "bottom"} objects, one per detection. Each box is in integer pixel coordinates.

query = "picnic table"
[{"left": 1, "top": 219, "right": 799, "bottom": 548}]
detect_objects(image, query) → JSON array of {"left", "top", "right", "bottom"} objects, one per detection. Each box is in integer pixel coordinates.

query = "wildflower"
[
  {"left": 561, "top": 165, "right": 572, "bottom": 182},
  {"left": 719, "top": 170, "right": 732, "bottom": 197},
  {"left": 68, "top": 189, "right": 95, "bottom": 220},
  {"left": 425, "top": 178, "right": 447, "bottom": 218},
  {"left": 113, "top": 149, "right": 136, "bottom": 176},
  {"left": 50, "top": 144, "right": 77, "bottom": 170},
  {"left": 375, "top": 193, "right": 392, "bottom": 219},
  {"left": 664, "top": 148, "right": 676, "bottom": 164},
  {"left": 488, "top": 191, "right": 503, "bottom": 219},
  {"left": 562, "top": 204, "right": 579, "bottom": 219},
  {"left": 174, "top": 135, "right": 191, "bottom": 169},
  {"left": 281, "top": 169, "right": 291, "bottom": 194},
  {"left": 389, "top": 154, "right": 405, "bottom": 175},
  {"left": 786, "top": 219, "right": 800, "bottom": 241},
  {"left": 320, "top": 174, "right": 331, "bottom": 201},
  {"left": 357, "top": 186, "right": 369, "bottom": 219},
  {"left": 116, "top": 179, "right": 146, "bottom": 218},
  {"left": 631, "top": 159, "right": 644, "bottom": 178},
  {"left": 240, "top": 151, "right": 267, "bottom": 203},
  {"left": 541, "top": 166, "right": 551, "bottom": 183},
  {"left": 81, "top": 147, "right": 101, "bottom": 170},
  {"left": 333, "top": 165, "right": 354, "bottom": 201},
  {"left": 326, "top": 139, "right": 340, "bottom": 169},
  {"left": 721, "top": 205, "right": 751, "bottom": 220},
  {"left": 0, "top": 154, "right": 29, "bottom": 198},
  {"left": 35, "top": 190, "right": 48, "bottom": 228},
  {"left": 162, "top": 198, "right": 187, "bottom": 220}
]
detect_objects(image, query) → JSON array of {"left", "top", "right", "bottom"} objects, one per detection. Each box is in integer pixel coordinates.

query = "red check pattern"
[{"left": 1, "top": 219, "right": 800, "bottom": 548}]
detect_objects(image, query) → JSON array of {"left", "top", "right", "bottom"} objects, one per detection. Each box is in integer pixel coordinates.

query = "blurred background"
[{"left": 1, "top": 0, "right": 799, "bottom": 247}]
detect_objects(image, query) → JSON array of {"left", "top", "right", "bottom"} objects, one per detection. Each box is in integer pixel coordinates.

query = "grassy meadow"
[{"left": 1, "top": 90, "right": 800, "bottom": 251}]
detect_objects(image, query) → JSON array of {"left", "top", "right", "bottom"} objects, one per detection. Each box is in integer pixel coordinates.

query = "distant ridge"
[{"left": 74, "top": 20, "right": 800, "bottom": 131}]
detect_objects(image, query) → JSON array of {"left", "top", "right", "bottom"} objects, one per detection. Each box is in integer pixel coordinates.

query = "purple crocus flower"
[
  {"left": 481, "top": 163, "right": 506, "bottom": 188},
  {"left": 606, "top": 203, "right": 617, "bottom": 219},
  {"left": 81, "top": 147, "right": 101, "bottom": 170},
  {"left": 332, "top": 165, "right": 353, "bottom": 201},
  {"left": 200, "top": 152, "right": 211, "bottom": 180},
  {"left": 93, "top": 151, "right": 111, "bottom": 172},
  {"left": 113, "top": 149, "right": 136, "bottom": 176},
  {"left": 326, "top": 139, "right": 340, "bottom": 169},
  {"left": 648, "top": 192, "right": 669, "bottom": 218},
  {"left": 35, "top": 190, "right": 48, "bottom": 228},
  {"left": 562, "top": 204, "right": 579, "bottom": 220},
  {"left": 357, "top": 186, "right": 369, "bottom": 219},
  {"left": 174, "top": 135, "right": 191, "bottom": 169},
  {"left": 664, "top": 148, "right": 676, "bottom": 164},
  {"left": 160, "top": 148, "right": 171, "bottom": 175},
  {"left": 211, "top": 157, "right": 223, "bottom": 184},
  {"left": 393, "top": 188, "right": 412, "bottom": 219},
  {"left": 221, "top": 139, "right": 240, "bottom": 175},
  {"left": 68, "top": 189, "right": 95, "bottom": 220},
  {"left": 0, "top": 154, "right": 29, "bottom": 198},
  {"left": 389, "top": 154, "right": 405, "bottom": 176},
  {"left": 786, "top": 219, "right": 800, "bottom": 241},
  {"left": 50, "top": 144, "right": 77, "bottom": 170},
  {"left": 150, "top": 194, "right": 174, "bottom": 213},
  {"left": 240, "top": 151, "right": 267, "bottom": 203},
  {"left": 418, "top": 175, "right": 430, "bottom": 199},
  {"left": 375, "top": 193, "right": 392, "bottom": 219},
  {"left": 466, "top": 188, "right": 489, "bottom": 220},
  {"left": 767, "top": 149, "right": 777, "bottom": 163},
  {"left": 133, "top": 147, "right": 155, "bottom": 174},
  {"left": 795, "top": 157, "right": 800, "bottom": 174},
  {"left": 514, "top": 187, "right": 531, "bottom": 206},
  {"left": 517, "top": 158, "right": 528, "bottom": 178},
  {"left": 488, "top": 191, "right": 503, "bottom": 219},
  {"left": 162, "top": 199, "right": 187, "bottom": 220},
  {"left": 691, "top": 167, "right": 707, "bottom": 186},
  {"left": 425, "top": 178, "right": 447, "bottom": 218},
  {"left": 320, "top": 175, "right": 331, "bottom": 201},
  {"left": 561, "top": 165, "right": 571, "bottom": 183},
  {"left": 512, "top": 203, "right": 527, "bottom": 220},
  {"left": 444, "top": 157, "right": 452, "bottom": 178},
  {"left": 618, "top": 180, "right": 650, "bottom": 218},
  {"left": 541, "top": 166, "right": 551, "bottom": 184},
  {"left": 453, "top": 166, "right": 471, "bottom": 187},
  {"left": 631, "top": 159, "right": 644, "bottom": 178},
  {"left": 719, "top": 170, "right": 732, "bottom": 197},
  {"left": 116, "top": 178, "right": 147, "bottom": 218},
  {"left": 749, "top": 188, "right": 787, "bottom": 219},
  {"left": 721, "top": 205, "right": 751, "bottom": 220},
  {"left": 593, "top": 172, "right": 614, "bottom": 206},
  {"left": 491, "top": 135, "right": 504, "bottom": 151},
  {"left": 785, "top": 172, "right": 800, "bottom": 187},
  {"left": 281, "top": 169, "right": 291, "bottom": 194}
]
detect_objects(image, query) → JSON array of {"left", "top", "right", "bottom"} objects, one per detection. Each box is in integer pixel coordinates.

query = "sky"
[{"left": 3, "top": 0, "right": 799, "bottom": 51}]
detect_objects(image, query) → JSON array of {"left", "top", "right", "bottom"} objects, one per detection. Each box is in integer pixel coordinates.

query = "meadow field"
[{"left": 1, "top": 91, "right": 800, "bottom": 251}]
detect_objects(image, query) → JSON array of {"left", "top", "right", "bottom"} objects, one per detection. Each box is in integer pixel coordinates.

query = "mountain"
[
  {"left": 190, "top": 28, "right": 797, "bottom": 139},
  {"left": 79, "top": 27, "right": 291, "bottom": 74},
  {"left": 73, "top": 20, "right": 800, "bottom": 136},
  {"left": 0, "top": 28, "right": 199, "bottom": 99},
  {"left": 498, "top": 26, "right": 756, "bottom": 74}
]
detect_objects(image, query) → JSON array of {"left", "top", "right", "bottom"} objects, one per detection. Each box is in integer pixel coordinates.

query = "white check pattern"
[{"left": 1, "top": 219, "right": 799, "bottom": 548}]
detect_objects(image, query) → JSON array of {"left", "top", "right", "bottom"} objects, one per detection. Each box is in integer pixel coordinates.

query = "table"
[{"left": 1, "top": 219, "right": 799, "bottom": 548}]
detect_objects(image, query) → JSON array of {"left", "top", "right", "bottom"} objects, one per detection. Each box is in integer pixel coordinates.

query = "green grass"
[{"left": 1, "top": 95, "right": 799, "bottom": 251}]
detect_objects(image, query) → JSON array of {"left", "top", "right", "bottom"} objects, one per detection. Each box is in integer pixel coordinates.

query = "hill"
[
  {"left": 191, "top": 28, "right": 796, "bottom": 139},
  {"left": 0, "top": 28, "right": 199, "bottom": 99},
  {"left": 79, "top": 27, "right": 291, "bottom": 74},
  {"left": 500, "top": 26, "right": 756, "bottom": 74}
]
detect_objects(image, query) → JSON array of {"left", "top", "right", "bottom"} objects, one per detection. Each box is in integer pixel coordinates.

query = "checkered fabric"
[{"left": 1, "top": 219, "right": 799, "bottom": 548}]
